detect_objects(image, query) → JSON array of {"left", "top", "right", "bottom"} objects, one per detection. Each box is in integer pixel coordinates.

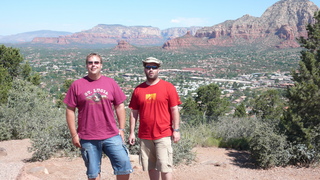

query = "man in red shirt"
[{"left": 129, "top": 57, "right": 181, "bottom": 180}]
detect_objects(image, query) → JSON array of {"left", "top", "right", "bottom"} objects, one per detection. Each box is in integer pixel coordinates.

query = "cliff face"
[
  {"left": 32, "top": 25, "right": 201, "bottom": 46},
  {"left": 164, "top": 0, "right": 319, "bottom": 49}
]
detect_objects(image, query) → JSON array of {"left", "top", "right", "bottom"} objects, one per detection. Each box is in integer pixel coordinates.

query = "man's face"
[
  {"left": 86, "top": 55, "right": 102, "bottom": 76},
  {"left": 144, "top": 63, "right": 160, "bottom": 80}
]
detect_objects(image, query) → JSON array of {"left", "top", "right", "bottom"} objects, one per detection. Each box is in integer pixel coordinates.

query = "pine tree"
[
  {"left": 233, "top": 102, "right": 247, "bottom": 118},
  {"left": 283, "top": 11, "right": 320, "bottom": 151},
  {"left": 251, "top": 89, "right": 285, "bottom": 125},
  {"left": 0, "top": 45, "right": 24, "bottom": 78},
  {"left": 195, "top": 83, "right": 229, "bottom": 121}
]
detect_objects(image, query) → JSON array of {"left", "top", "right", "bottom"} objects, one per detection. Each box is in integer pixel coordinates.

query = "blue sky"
[{"left": 1, "top": 0, "right": 319, "bottom": 36}]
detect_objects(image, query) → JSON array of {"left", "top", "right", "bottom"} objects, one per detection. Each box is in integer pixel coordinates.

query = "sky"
[{"left": 1, "top": 0, "right": 320, "bottom": 36}]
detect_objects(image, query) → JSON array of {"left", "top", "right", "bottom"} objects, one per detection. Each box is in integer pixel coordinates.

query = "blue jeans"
[{"left": 80, "top": 135, "right": 133, "bottom": 178}]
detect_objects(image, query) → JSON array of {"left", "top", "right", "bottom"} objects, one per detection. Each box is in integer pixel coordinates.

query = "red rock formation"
[
  {"left": 113, "top": 40, "right": 136, "bottom": 51},
  {"left": 162, "top": 31, "right": 209, "bottom": 50},
  {"left": 163, "top": 0, "right": 319, "bottom": 49}
]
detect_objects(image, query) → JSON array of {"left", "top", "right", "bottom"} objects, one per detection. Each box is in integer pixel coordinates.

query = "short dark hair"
[{"left": 86, "top": 53, "right": 102, "bottom": 64}]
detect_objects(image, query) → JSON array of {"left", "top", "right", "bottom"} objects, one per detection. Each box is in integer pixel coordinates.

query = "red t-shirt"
[
  {"left": 129, "top": 79, "right": 181, "bottom": 140},
  {"left": 64, "top": 76, "right": 126, "bottom": 140}
]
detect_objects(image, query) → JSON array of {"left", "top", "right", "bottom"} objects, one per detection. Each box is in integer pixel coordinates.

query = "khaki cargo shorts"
[{"left": 140, "top": 137, "right": 173, "bottom": 172}]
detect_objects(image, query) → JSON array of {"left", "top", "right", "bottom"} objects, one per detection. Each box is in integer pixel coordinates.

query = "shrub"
[
  {"left": 180, "top": 121, "right": 215, "bottom": 147},
  {"left": 29, "top": 117, "right": 79, "bottom": 161},
  {"left": 0, "top": 79, "right": 60, "bottom": 140},
  {"left": 172, "top": 138, "right": 196, "bottom": 165},
  {"left": 219, "top": 137, "right": 250, "bottom": 150},
  {"left": 0, "top": 79, "right": 78, "bottom": 161},
  {"left": 290, "top": 144, "right": 319, "bottom": 167},
  {"left": 213, "top": 117, "right": 259, "bottom": 150},
  {"left": 204, "top": 137, "right": 222, "bottom": 147},
  {"left": 249, "top": 123, "right": 291, "bottom": 169}
]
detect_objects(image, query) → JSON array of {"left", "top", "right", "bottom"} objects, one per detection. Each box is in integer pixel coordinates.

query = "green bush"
[
  {"left": 0, "top": 79, "right": 77, "bottom": 161},
  {"left": 29, "top": 118, "right": 79, "bottom": 161},
  {"left": 249, "top": 124, "right": 291, "bottom": 169},
  {"left": 212, "top": 117, "right": 259, "bottom": 150},
  {"left": 204, "top": 137, "right": 221, "bottom": 147},
  {"left": 172, "top": 138, "right": 196, "bottom": 165},
  {"left": 219, "top": 137, "right": 250, "bottom": 150},
  {"left": 290, "top": 144, "right": 319, "bottom": 167},
  {"left": 0, "top": 79, "right": 60, "bottom": 140},
  {"left": 180, "top": 121, "right": 215, "bottom": 147}
]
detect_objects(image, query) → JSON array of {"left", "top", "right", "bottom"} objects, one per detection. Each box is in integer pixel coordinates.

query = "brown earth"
[{"left": 0, "top": 139, "right": 319, "bottom": 180}]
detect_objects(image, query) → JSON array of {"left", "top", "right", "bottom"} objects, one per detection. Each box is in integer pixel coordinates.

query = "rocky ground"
[{"left": 0, "top": 139, "right": 319, "bottom": 180}]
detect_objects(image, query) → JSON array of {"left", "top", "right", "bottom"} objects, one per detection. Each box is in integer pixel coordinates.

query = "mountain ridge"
[
  {"left": 164, "top": 0, "right": 319, "bottom": 49},
  {"left": 1, "top": 0, "right": 319, "bottom": 49}
]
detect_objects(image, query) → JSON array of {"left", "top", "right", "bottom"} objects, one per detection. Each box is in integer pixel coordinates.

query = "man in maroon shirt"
[{"left": 64, "top": 53, "right": 132, "bottom": 180}]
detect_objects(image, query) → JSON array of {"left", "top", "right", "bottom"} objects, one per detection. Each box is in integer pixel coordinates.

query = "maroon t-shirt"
[{"left": 64, "top": 76, "right": 126, "bottom": 140}]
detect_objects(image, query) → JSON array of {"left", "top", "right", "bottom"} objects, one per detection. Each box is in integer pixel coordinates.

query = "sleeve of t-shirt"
[
  {"left": 129, "top": 88, "right": 139, "bottom": 110},
  {"left": 63, "top": 82, "right": 77, "bottom": 108},
  {"left": 111, "top": 79, "right": 127, "bottom": 105},
  {"left": 168, "top": 83, "right": 182, "bottom": 107}
]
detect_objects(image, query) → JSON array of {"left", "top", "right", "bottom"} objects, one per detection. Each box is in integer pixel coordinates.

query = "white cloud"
[{"left": 170, "top": 17, "right": 208, "bottom": 27}]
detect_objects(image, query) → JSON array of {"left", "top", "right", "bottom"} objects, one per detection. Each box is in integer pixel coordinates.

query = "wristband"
[
  {"left": 173, "top": 129, "right": 180, "bottom": 132},
  {"left": 71, "top": 134, "right": 78, "bottom": 139}
]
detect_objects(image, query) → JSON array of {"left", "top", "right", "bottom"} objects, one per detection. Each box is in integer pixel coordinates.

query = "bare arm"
[
  {"left": 129, "top": 109, "right": 139, "bottom": 145},
  {"left": 66, "top": 106, "right": 81, "bottom": 148},
  {"left": 171, "top": 105, "right": 181, "bottom": 143},
  {"left": 114, "top": 103, "right": 126, "bottom": 142}
]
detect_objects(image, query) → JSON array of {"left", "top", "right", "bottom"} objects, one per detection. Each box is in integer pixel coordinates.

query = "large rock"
[
  {"left": 164, "top": 0, "right": 319, "bottom": 49},
  {"left": 113, "top": 40, "right": 136, "bottom": 51}
]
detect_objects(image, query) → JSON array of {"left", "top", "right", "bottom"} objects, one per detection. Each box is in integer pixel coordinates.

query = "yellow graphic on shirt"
[{"left": 146, "top": 93, "right": 156, "bottom": 102}]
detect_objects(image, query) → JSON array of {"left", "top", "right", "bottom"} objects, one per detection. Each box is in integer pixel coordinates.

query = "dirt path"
[{"left": 0, "top": 139, "right": 319, "bottom": 180}]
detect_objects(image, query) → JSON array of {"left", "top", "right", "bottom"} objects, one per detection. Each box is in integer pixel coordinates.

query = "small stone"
[
  {"left": 28, "top": 166, "right": 49, "bottom": 174},
  {"left": 0, "top": 147, "right": 7, "bottom": 156}
]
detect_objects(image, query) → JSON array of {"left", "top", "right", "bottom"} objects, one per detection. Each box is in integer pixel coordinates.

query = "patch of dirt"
[{"left": 0, "top": 139, "right": 319, "bottom": 180}]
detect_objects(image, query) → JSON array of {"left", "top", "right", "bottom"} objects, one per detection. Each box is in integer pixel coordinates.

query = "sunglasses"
[
  {"left": 87, "top": 61, "right": 100, "bottom": 65},
  {"left": 145, "top": 65, "right": 159, "bottom": 70}
]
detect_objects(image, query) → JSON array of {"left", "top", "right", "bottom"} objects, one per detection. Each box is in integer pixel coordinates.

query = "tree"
[
  {"left": 20, "top": 61, "right": 41, "bottom": 85},
  {"left": 0, "top": 65, "right": 12, "bottom": 104},
  {"left": 27, "top": 73, "right": 41, "bottom": 86},
  {"left": 251, "top": 89, "right": 285, "bottom": 125},
  {"left": 195, "top": 83, "right": 229, "bottom": 121},
  {"left": 0, "top": 45, "right": 25, "bottom": 104},
  {"left": 20, "top": 61, "right": 32, "bottom": 80},
  {"left": 0, "top": 45, "right": 24, "bottom": 78},
  {"left": 56, "top": 79, "right": 74, "bottom": 108},
  {"left": 234, "top": 102, "right": 247, "bottom": 118},
  {"left": 180, "top": 96, "right": 203, "bottom": 125},
  {"left": 282, "top": 11, "right": 320, "bottom": 153}
]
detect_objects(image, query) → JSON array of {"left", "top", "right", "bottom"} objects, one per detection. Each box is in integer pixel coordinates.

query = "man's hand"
[
  {"left": 119, "top": 130, "right": 125, "bottom": 142},
  {"left": 128, "top": 133, "right": 136, "bottom": 145},
  {"left": 172, "top": 131, "right": 181, "bottom": 143},
  {"left": 72, "top": 134, "right": 81, "bottom": 148}
]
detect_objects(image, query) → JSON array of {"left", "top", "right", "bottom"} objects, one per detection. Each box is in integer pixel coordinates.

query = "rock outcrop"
[
  {"left": 162, "top": 31, "right": 209, "bottom": 50},
  {"left": 112, "top": 40, "right": 136, "bottom": 51},
  {"left": 163, "top": 0, "right": 319, "bottom": 49},
  {"left": 31, "top": 25, "right": 201, "bottom": 46}
]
